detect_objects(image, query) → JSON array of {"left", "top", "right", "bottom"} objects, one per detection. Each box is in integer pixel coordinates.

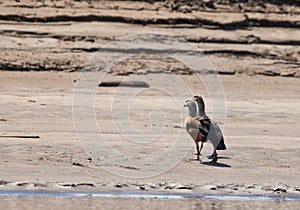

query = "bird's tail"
[{"left": 216, "top": 136, "right": 226, "bottom": 150}]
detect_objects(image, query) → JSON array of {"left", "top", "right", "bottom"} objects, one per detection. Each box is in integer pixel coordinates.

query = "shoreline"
[{"left": 0, "top": 190, "right": 300, "bottom": 201}]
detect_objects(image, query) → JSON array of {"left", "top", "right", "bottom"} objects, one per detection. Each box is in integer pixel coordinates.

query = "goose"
[{"left": 184, "top": 95, "right": 226, "bottom": 162}]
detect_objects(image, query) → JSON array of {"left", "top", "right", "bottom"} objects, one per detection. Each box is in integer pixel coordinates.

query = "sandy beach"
[
  {"left": 0, "top": 71, "right": 299, "bottom": 197},
  {"left": 0, "top": 0, "right": 299, "bottom": 208}
]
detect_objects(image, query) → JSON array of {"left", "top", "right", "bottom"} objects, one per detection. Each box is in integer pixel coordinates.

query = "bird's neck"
[
  {"left": 187, "top": 106, "right": 207, "bottom": 117},
  {"left": 194, "top": 101, "right": 206, "bottom": 116},
  {"left": 198, "top": 110, "right": 206, "bottom": 117}
]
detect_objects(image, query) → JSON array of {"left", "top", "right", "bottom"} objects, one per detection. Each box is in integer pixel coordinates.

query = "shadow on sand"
[
  {"left": 200, "top": 161, "right": 231, "bottom": 168},
  {"left": 207, "top": 156, "right": 231, "bottom": 160}
]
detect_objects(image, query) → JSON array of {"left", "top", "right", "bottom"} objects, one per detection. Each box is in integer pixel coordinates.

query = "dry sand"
[
  {"left": 0, "top": 71, "right": 299, "bottom": 198},
  {"left": 0, "top": 0, "right": 299, "bottom": 207}
]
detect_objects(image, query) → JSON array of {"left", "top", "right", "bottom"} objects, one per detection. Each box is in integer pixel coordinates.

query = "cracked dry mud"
[{"left": 0, "top": 0, "right": 299, "bottom": 77}]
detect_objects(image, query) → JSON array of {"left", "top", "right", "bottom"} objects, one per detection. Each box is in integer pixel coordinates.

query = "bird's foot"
[{"left": 211, "top": 157, "right": 218, "bottom": 163}]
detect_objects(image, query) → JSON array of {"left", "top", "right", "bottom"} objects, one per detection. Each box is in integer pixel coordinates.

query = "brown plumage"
[{"left": 184, "top": 95, "right": 226, "bottom": 162}]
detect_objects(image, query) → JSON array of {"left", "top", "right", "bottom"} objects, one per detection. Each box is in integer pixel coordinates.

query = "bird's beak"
[{"left": 183, "top": 104, "right": 187, "bottom": 107}]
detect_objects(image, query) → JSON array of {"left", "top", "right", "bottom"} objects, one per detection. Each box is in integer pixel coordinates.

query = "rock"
[
  {"left": 294, "top": 71, "right": 300, "bottom": 78},
  {"left": 218, "top": 70, "right": 236, "bottom": 75},
  {"left": 273, "top": 186, "right": 287, "bottom": 193},
  {"left": 179, "top": 5, "right": 192, "bottom": 13},
  {"left": 164, "top": 183, "right": 176, "bottom": 189},
  {"left": 99, "top": 81, "right": 150, "bottom": 88},
  {"left": 27, "top": 99, "right": 36, "bottom": 103},
  {"left": 210, "top": 186, "right": 217, "bottom": 190},
  {"left": 33, "top": 183, "right": 47, "bottom": 188},
  {"left": 115, "top": 183, "right": 129, "bottom": 188},
  {"left": 259, "top": 70, "right": 280, "bottom": 76},
  {"left": 158, "top": 182, "right": 167, "bottom": 187},
  {"left": 246, "top": 184, "right": 256, "bottom": 189},
  {"left": 135, "top": 70, "right": 148, "bottom": 75},
  {"left": 139, "top": 186, "right": 146, "bottom": 190},
  {"left": 281, "top": 71, "right": 296, "bottom": 77},
  {"left": 138, "top": 185, "right": 150, "bottom": 191},
  {"left": 147, "top": 69, "right": 166, "bottom": 74},
  {"left": 0, "top": 180, "right": 10, "bottom": 185},
  {"left": 72, "top": 162, "right": 84, "bottom": 167},
  {"left": 115, "top": 184, "right": 123, "bottom": 188},
  {"left": 244, "top": 34, "right": 261, "bottom": 44},
  {"left": 202, "top": 0, "right": 215, "bottom": 9},
  {"left": 76, "top": 183, "right": 94, "bottom": 187},
  {"left": 177, "top": 185, "right": 193, "bottom": 190},
  {"left": 16, "top": 182, "right": 30, "bottom": 187},
  {"left": 61, "top": 183, "right": 76, "bottom": 187},
  {"left": 205, "top": 184, "right": 218, "bottom": 190},
  {"left": 261, "top": 185, "right": 273, "bottom": 191}
]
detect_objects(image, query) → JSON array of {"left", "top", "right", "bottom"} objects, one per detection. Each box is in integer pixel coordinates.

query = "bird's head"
[
  {"left": 193, "top": 95, "right": 205, "bottom": 113},
  {"left": 184, "top": 99, "right": 198, "bottom": 117}
]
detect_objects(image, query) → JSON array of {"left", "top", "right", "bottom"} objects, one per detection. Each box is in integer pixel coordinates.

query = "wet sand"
[
  {"left": 0, "top": 192, "right": 299, "bottom": 210},
  {"left": 0, "top": 192, "right": 300, "bottom": 210},
  {"left": 1, "top": 197, "right": 298, "bottom": 210}
]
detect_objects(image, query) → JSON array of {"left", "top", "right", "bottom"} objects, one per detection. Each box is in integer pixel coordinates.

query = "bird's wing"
[
  {"left": 211, "top": 121, "right": 223, "bottom": 139},
  {"left": 186, "top": 116, "right": 213, "bottom": 143},
  {"left": 206, "top": 121, "right": 225, "bottom": 148},
  {"left": 186, "top": 117, "right": 202, "bottom": 142},
  {"left": 186, "top": 117, "right": 201, "bottom": 129}
]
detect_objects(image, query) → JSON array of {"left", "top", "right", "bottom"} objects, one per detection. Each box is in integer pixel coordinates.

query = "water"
[{"left": 0, "top": 191, "right": 299, "bottom": 210}]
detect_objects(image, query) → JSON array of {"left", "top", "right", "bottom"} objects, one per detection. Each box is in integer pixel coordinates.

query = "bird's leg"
[
  {"left": 207, "top": 146, "right": 215, "bottom": 159},
  {"left": 195, "top": 142, "right": 200, "bottom": 160},
  {"left": 199, "top": 141, "right": 203, "bottom": 155},
  {"left": 191, "top": 142, "right": 200, "bottom": 161},
  {"left": 212, "top": 148, "right": 218, "bottom": 163}
]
